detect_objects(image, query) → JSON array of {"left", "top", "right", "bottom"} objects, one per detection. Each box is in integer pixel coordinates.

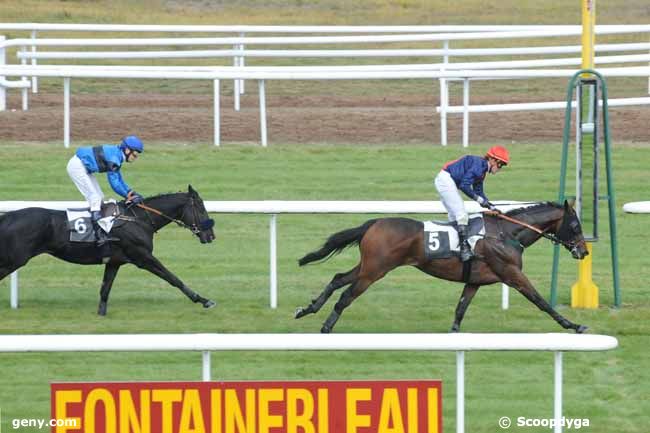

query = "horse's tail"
[{"left": 299, "top": 219, "right": 378, "bottom": 266}]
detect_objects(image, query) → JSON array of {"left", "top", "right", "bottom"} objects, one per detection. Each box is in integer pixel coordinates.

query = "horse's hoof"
[
  {"left": 320, "top": 325, "right": 331, "bottom": 334},
  {"left": 576, "top": 324, "right": 588, "bottom": 334},
  {"left": 295, "top": 306, "right": 311, "bottom": 319},
  {"left": 97, "top": 304, "right": 107, "bottom": 316},
  {"left": 450, "top": 324, "right": 460, "bottom": 333},
  {"left": 203, "top": 300, "right": 216, "bottom": 309}
]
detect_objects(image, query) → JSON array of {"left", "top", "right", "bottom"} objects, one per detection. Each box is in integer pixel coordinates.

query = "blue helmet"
[{"left": 120, "top": 135, "right": 144, "bottom": 153}]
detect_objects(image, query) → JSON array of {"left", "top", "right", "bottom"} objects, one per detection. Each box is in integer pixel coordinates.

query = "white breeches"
[
  {"left": 67, "top": 155, "right": 104, "bottom": 212},
  {"left": 434, "top": 170, "right": 468, "bottom": 226}
]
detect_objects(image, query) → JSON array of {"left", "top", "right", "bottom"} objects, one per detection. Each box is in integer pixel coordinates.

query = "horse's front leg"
[
  {"left": 450, "top": 283, "right": 480, "bottom": 332},
  {"left": 131, "top": 252, "right": 216, "bottom": 309},
  {"left": 97, "top": 262, "right": 121, "bottom": 316},
  {"left": 500, "top": 266, "right": 587, "bottom": 333}
]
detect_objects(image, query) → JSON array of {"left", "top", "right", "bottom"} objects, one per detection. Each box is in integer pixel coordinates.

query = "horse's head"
[
  {"left": 181, "top": 185, "right": 215, "bottom": 244},
  {"left": 554, "top": 200, "right": 588, "bottom": 259}
]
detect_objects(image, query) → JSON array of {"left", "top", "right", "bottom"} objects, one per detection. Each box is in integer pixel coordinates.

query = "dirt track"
[{"left": 1, "top": 92, "right": 649, "bottom": 145}]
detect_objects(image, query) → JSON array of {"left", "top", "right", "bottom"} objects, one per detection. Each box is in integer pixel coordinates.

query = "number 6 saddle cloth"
[
  {"left": 65, "top": 201, "right": 122, "bottom": 243},
  {"left": 423, "top": 215, "right": 486, "bottom": 260}
]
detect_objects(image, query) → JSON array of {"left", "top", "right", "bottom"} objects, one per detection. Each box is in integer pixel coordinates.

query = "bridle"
[
  {"left": 486, "top": 210, "right": 582, "bottom": 254},
  {"left": 133, "top": 198, "right": 214, "bottom": 237}
]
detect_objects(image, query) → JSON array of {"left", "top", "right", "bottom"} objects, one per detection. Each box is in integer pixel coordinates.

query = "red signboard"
[{"left": 52, "top": 380, "right": 442, "bottom": 433}]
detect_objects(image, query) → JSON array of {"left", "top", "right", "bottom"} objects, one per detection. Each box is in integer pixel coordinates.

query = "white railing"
[
  {"left": 3, "top": 25, "right": 650, "bottom": 146},
  {"left": 622, "top": 201, "right": 650, "bottom": 213},
  {"left": 0, "top": 332, "right": 619, "bottom": 433},
  {"left": 3, "top": 63, "right": 650, "bottom": 147},
  {"left": 0, "top": 23, "right": 587, "bottom": 33},
  {"left": 1, "top": 200, "right": 531, "bottom": 310}
]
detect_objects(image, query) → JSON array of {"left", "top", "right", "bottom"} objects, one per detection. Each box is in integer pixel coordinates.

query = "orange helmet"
[{"left": 486, "top": 145, "right": 510, "bottom": 165}]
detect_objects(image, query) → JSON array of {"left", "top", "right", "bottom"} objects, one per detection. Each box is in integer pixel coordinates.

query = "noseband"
[{"left": 180, "top": 197, "right": 215, "bottom": 236}]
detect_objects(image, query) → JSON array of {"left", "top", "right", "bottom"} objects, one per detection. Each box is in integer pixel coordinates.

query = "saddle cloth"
[
  {"left": 423, "top": 214, "right": 486, "bottom": 260},
  {"left": 66, "top": 201, "right": 120, "bottom": 243}
]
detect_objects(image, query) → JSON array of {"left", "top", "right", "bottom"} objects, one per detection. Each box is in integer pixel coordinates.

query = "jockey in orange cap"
[{"left": 434, "top": 146, "right": 509, "bottom": 262}]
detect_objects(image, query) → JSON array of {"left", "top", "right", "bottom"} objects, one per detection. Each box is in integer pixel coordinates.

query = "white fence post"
[
  {"left": 202, "top": 351, "right": 211, "bottom": 381},
  {"left": 456, "top": 350, "right": 465, "bottom": 433},
  {"left": 233, "top": 43, "right": 240, "bottom": 112},
  {"left": 63, "top": 77, "right": 71, "bottom": 148},
  {"left": 554, "top": 351, "right": 563, "bottom": 433},
  {"left": 238, "top": 32, "right": 245, "bottom": 95},
  {"left": 20, "top": 45, "right": 28, "bottom": 110},
  {"left": 0, "top": 35, "right": 6, "bottom": 111},
  {"left": 439, "top": 40, "right": 450, "bottom": 146},
  {"left": 259, "top": 79, "right": 267, "bottom": 147},
  {"left": 462, "top": 78, "right": 470, "bottom": 147},
  {"left": 269, "top": 214, "right": 278, "bottom": 308},
  {"left": 31, "top": 30, "right": 38, "bottom": 93},
  {"left": 213, "top": 79, "right": 220, "bottom": 146},
  {"left": 10, "top": 271, "right": 19, "bottom": 309},
  {"left": 502, "top": 283, "right": 509, "bottom": 310}
]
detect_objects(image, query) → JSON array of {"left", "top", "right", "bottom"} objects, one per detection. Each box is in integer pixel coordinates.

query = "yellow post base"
[{"left": 571, "top": 242, "right": 599, "bottom": 308}]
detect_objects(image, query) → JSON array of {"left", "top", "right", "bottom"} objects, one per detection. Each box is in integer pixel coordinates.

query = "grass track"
[
  {"left": 0, "top": 142, "right": 648, "bottom": 432},
  {"left": 2, "top": 1, "right": 650, "bottom": 430}
]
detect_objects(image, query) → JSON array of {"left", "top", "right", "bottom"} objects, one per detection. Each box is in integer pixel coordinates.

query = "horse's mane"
[
  {"left": 505, "top": 201, "right": 562, "bottom": 217},
  {"left": 144, "top": 191, "right": 185, "bottom": 201},
  {"left": 117, "top": 191, "right": 186, "bottom": 206}
]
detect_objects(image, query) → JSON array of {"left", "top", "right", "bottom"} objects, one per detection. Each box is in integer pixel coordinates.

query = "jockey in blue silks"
[
  {"left": 434, "top": 145, "right": 510, "bottom": 262},
  {"left": 66, "top": 135, "right": 144, "bottom": 260}
]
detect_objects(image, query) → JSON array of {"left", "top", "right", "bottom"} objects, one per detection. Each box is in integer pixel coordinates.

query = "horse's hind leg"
[
  {"left": 450, "top": 283, "right": 480, "bottom": 332},
  {"left": 97, "top": 263, "right": 121, "bottom": 316},
  {"left": 321, "top": 271, "right": 383, "bottom": 333},
  {"left": 295, "top": 266, "right": 359, "bottom": 319}
]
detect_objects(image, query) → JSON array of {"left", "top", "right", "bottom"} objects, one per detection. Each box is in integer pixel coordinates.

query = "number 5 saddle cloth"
[{"left": 422, "top": 215, "right": 485, "bottom": 260}]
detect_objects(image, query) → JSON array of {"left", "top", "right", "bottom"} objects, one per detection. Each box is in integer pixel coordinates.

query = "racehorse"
[
  {"left": 295, "top": 200, "right": 589, "bottom": 333},
  {"left": 0, "top": 185, "right": 216, "bottom": 315}
]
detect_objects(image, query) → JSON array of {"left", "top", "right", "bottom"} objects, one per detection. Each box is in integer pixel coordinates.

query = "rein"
[
  {"left": 485, "top": 210, "right": 570, "bottom": 248},
  {"left": 135, "top": 202, "right": 190, "bottom": 229},
  {"left": 135, "top": 202, "right": 201, "bottom": 235}
]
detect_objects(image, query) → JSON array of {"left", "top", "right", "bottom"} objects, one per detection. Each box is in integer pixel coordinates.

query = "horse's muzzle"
[
  {"left": 571, "top": 244, "right": 589, "bottom": 259},
  {"left": 199, "top": 230, "right": 216, "bottom": 244},
  {"left": 196, "top": 219, "right": 216, "bottom": 243}
]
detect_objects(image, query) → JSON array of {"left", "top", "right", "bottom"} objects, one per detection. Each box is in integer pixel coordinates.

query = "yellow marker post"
[
  {"left": 572, "top": 0, "right": 600, "bottom": 308},
  {"left": 571, "top": 243, "right": 599, "bottom": 308},
  {"left": 581, "top": 0, "right": 595, "bottom": 71}
]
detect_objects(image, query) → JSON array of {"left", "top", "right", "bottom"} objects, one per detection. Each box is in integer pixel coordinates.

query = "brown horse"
[{"left": 296, "top": 201, "right": 589, "bottom": 333}]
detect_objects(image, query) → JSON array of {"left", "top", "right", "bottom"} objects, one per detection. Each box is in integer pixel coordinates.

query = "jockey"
[
  {"left": 66, "top": 135, "right": 145, "bottom": 260},
  {"left": 434, "top": 145, "right": 509, "bottom": 262}
]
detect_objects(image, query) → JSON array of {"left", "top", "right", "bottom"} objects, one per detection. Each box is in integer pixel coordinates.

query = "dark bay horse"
[
  {"left": 0, "top": 185, "right": 216, "bottom": 315},
  {"left": 296, "top": 201, "right": 589, "bottom": 333}
]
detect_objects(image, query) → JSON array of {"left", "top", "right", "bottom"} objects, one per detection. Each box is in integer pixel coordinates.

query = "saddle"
[
  {"left": 422, "top": 215, "right": 486, "bottom": 260},
  {"left": 66, "top": 201, "right": 126, "bottom": 243}
]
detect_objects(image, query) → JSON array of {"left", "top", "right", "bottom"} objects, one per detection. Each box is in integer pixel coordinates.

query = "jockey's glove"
[
  {"left": 126, "top": 191, "right": 144, "bottom": 205},
  {"left": 477, "top": 197, "right": 498, "bottom": 211}
]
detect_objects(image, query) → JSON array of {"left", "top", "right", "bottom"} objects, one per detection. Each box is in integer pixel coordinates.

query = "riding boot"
[
  {"left": 92, "top": 211, "right": 112, "bottom": 263},
  {"left": 457, "top": 224, "right": 473, "bottom": 262}
]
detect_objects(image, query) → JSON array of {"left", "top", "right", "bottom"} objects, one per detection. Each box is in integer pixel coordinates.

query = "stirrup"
[{"left": 460, "top": 244, "right": 473, "bottom": 262}]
